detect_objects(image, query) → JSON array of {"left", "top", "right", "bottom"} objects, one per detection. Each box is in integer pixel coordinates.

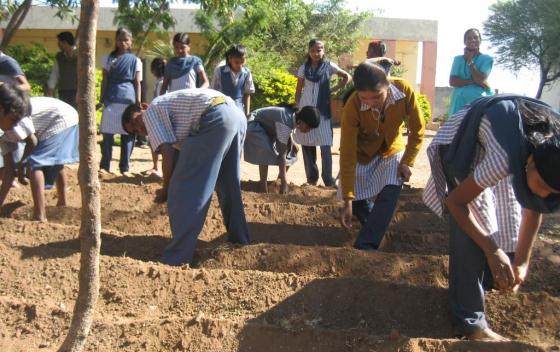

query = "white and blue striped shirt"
[
  {"left": 143, "top": 88, "right": 226, "bottom": 152},
  {"left": 423, "top": 109, "right": 521, "bottom": 252}
]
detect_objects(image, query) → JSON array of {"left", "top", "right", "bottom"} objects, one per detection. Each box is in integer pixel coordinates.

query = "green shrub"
[
  {"left": 95, "top": 68, "right": 103, "bottom": 130},
  {"left": 248, "top": 51, "right": 297, "bottom": 110},
  {"left": 6, "top": 43, "right": 54, "bottom": 96},
  {"left": 404, "top": 92, "right": 431, "bottom": 129},
  {"left": 416, "top": 93, "right": 432, "bottom": 125},
  {"left": 252, "top": 68, "right": 297, "bottom": 110}
]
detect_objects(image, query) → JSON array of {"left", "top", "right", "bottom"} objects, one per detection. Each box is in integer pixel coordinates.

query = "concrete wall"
[
  {"left": 433, "top": 86, "right": 453, "bottom": 120},
  {"left": 360, "top": 17, "right": 438, "bottom": 42}
]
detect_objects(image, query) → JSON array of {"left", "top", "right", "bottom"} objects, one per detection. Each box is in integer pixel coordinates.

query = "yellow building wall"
[{"left": 394, "top": 40, "right": 418, "bottom": 87}]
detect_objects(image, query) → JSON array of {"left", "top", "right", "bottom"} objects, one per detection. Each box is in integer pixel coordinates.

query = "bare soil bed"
[{"left": 1, "top": 152, "right": 559, "bottom": 351}]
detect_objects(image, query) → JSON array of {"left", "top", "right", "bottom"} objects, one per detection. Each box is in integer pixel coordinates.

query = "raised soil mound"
[{"left": 1, "top": 171, "right": 559, "bottom": 351}]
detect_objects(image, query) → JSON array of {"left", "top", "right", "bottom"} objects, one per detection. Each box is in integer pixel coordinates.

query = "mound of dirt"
[{"left": 0, "top": 170, "right": 559, "bottom": 351}]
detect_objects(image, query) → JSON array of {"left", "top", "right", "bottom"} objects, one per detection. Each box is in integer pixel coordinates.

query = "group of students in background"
[{"left": 0, "top": 26, "right": 559, "bottom": 343}]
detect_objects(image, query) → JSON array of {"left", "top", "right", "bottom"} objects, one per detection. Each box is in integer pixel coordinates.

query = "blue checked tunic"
[
  {"left": 168, "top": 60, "right": 205, "bottom": 92},
  {"left": 337, "top": 84, "right": 407, "bottom": 201},
  {"left": 100, "top": 55, "right": 143, "bottom": 135},
  {"left": 143, "top": 88, "right": 228, "bottom": 152},
  {"left": 211, "top": 64, "right": 255, "bottom": 94},
  {"left": 294, "top": 61, "right": 343, "bottom": 147},
  {"left": 423, "top": 109, "right": 521, "bottom": 252}
]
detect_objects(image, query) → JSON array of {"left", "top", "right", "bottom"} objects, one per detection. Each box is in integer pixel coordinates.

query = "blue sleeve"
[
  {"left": 0, "top": 56, "right": 24, "bottom": 77},
  {"left": 449, "top": 55, "right": 463, "bottom": 77},
  {"left": 477, "top": 55, "right": 493, "bottom": 77}
]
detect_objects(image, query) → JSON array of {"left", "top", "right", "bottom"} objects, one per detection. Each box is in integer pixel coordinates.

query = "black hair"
[
  {"left": 353, "top": 62, "right": 389, "bottom": 91},
  {"left": 225, "top": 44, "right": 247, "bottom": 65},
  {"left": 121, "top": 103, "right": 142, "bottom": 135},
  {"left": 519, "top": 99, "right": 560, "bottom": 148},
  {"left": 0, "top": 83, "right": 30, "bottom": 121},
  {"left": 518, "top": 99, "right": 560, "bottom": 191},
  {"left": 150, "top": 57, "right": 166, "bottom": 78},
  {"left": 533, "top": 137, "right": 560, "bottom": 191},
  {"left": 173, "top": 32, "right": 190, "bottom": 46},
  {"left": 367, "top": 40, "right": 386, "bottom": 58},
  {"left": 57, "top": 31, "right": 75, "bottom": 46},
  {"left": 295, "top": 106, "right": 320, "bottom": 129},
  {"left": 463, "top": 28, "right": 481, "bottom": 43},
  {"left": 111, "top": 27, "right": 133, "bottom": 56},
  {"left": 276, "top": 102, "right": 297, "bottom": 110},
  {"left": 306, "top": 38, "right": 325, "bottom": 65}
]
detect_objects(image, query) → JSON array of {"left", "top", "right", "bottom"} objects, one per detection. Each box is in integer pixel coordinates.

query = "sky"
[{"left": 345, "top": 0, "right": 540, "bottom": 96}]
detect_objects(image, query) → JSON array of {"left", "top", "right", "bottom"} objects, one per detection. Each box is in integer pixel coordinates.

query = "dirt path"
[{"left": 0, "top": 128, "right": 559, "bottom": 351}]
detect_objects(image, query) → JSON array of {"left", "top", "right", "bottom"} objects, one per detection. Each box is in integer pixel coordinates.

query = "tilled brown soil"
[{"left": 1, "top": 170, "right": 559, "bottom": 351}]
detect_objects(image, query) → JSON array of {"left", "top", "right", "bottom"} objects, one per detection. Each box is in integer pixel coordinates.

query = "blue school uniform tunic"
[
  {"left": 165, "top": 55, "right": 205, "bottom": 92},
  {"left": 294, "top": 61, "right": 342, "bottom": 147},
  {"left": 100, "top": 53, "right": 143, "bottom": 135},
  {"left": 211, "top": 64, "right": 255, "bottom": 111}
]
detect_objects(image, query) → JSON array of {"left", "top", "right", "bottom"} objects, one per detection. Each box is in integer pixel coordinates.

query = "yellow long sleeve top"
[{"left": 339, "top": 78, "right": 425, "bottom": 200}]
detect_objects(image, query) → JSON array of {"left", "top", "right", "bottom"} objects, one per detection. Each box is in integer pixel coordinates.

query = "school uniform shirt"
[
  {"left": 143, "top": 88, "right": 228, "bottom": 152},
  {"left": 211, "top": 64, "right": 255, "bottom": 95},
  {"left": 167, "top": 59, "right": 205, "bottom": 92},
  {"left": 100, "top": 54, "right": 143, "bottom": 135},
  {"left": 0, "top": 97, "right": 78, "bottom": 153},
  {"left": 339, "top": 78, "right": 425, "bottom": 200},
  {"left": 153, "top": 77, "right": 164, "bottom": 100},
  {"left": 294, "top": 61, "right": 343, "bottom": 147},
  {"left": 244, "top": 107, "right": 298, "bottom": 166},
  {"left": 423, "top": 108, "right": 521, "bottom": 253}
]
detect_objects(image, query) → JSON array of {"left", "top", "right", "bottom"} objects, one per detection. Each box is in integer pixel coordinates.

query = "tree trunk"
[
  {"left": 58, "top": 1, "right": 101, "bottom": 351},
  {"left": 536, "top": 76, "right": 546, "bottom": 99},
  {"left": 0, "top": 0, "right": 32, "bottom": 50}
]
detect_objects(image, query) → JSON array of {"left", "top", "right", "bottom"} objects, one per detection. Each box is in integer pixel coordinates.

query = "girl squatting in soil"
[
  {"left": 98, "top": 27, "right": 142, "bottom": 177},
  {"left": 211, "top": 44, "right": 255, "bottom": 117},
  {"left": 295, "top": 39, "right": 351, "bottom": 187},
  {"left": 243, "top": 104, "right": 321, "bottom": 194},
  {"left": 0, "top": 83, "right": 79, "bottom": 221},
  {"left": 424, "top": 95, "right": 560, "bottom": 341}
]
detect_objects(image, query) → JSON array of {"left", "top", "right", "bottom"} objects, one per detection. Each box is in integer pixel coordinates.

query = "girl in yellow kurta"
[{"left": 339, "top": 62, "right": 425, "bottom": 250}]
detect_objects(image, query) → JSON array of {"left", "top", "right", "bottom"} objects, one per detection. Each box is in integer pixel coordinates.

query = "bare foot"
[
  {"left": 142, "top": 168, "right": 161, "bottom": 178},
  {"left": 32, "top": 213, "right": 47, "bottom": 222},
  {"left": 121, "top": 171, "right": 135, "bottom": 178},
  {"left": 468, "top": 328, "right": 509, "bottom": 342}
]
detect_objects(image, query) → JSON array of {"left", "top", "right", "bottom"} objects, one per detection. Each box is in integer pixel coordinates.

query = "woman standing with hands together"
[{"left": 448, "top": 28, "right": 493, "bottom": 116}]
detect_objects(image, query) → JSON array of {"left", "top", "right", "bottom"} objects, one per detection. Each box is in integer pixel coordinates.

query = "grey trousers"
[{"left": 161, "top": 101, "right": 250, "bottom": 265}]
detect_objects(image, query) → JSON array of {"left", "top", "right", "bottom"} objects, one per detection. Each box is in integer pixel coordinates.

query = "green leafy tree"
[
  {"left": 484, "top": 0, "right": 560, "bottom": 98},
  {"left": 195, "top": 0, "right": 368, "bottom": 107},
  {"left": 113, "top": 0, "right": 176, "bottom": 55}
]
